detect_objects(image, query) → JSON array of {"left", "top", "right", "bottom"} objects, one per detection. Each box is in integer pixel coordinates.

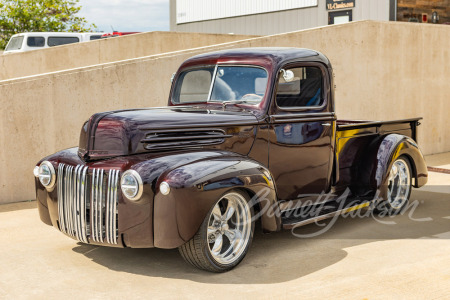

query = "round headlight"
[
  {"left": 120, "top": 170, "right": 143, "bottom": 201},
  {"left": 38, "top": 161, "right": 55, "bottom": 189}
]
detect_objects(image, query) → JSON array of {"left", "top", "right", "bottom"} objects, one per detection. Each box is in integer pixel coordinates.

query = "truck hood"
[{"left": 78, "top": 107, "right": 259, "bottom": 161}]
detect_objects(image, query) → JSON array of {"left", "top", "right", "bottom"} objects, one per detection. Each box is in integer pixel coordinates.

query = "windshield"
[
  {"left": 172, "top": 66, "right": 268, "bottom": 105},
  {"left": 5, "top": 36, "right": 24, "bottom": 51}
]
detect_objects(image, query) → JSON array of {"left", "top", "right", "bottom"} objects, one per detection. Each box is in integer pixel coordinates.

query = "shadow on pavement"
[
  {"left": 0, "top": 200, "right": 36, "bottom": 213},
  {"left": 72, "top": 190, "right": 450, "bottom": 284}
]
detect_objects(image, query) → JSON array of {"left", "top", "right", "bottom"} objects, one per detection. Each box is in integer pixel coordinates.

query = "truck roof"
[{"left": 180, "top": 47, "right": 332, "bottom": 70}]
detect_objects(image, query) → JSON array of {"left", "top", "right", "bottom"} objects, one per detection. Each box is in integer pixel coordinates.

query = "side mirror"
[
  {"left": 170, "top": 72, "right": 176, "bottom": 83},
  {"left": 281, "top": 69, "right": 294, "bottom": 82}
]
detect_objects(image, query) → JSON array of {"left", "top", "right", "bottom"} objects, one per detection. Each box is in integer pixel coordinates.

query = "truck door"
[{"left": 268, "top": 63, "right": 335, "bottom": 201}]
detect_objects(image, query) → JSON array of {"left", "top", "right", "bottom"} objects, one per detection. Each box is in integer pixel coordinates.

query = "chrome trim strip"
[
  {"left": 112, "top": 170, "right": 119, "bottom": 244},
  {"left": 57, "top": 164, "right": 66, "bottom": 234},
  {"left": 90, "top": 168, "right": 95, "bottom": 242},
  {"left": 63, "top": 165, "right": 69, "bottom": 234},
  {"left": 73, "top": 166, "right": 79, "bottom": 239},
  {"left": 74, "top": 165, "right": 80, "bottom": 241},
  {"left": 106, "top": 170, "right": 112, "bottom": 244},
  {"left": 92, "top": 168, "right": 98, "bottom": 242},
  {"left": 98, "top": 170, "right": 104, "bottom": 243},
  {"left": 67, "top": 165, "right": 74, "bottom": 236},
  {"left": 80, "top": 166, "right": 88, "bottom": 243}
]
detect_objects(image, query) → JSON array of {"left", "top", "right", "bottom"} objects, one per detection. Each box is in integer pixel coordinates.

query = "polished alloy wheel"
[
  {"left": 387, "top": 158, "right": 411, "bottom": 210},
  {"left": 179, "top": 190, "right": 254, "bottom": 272},
  {"left": 206, "top": 192, "right": 252, "bottom": 265}
]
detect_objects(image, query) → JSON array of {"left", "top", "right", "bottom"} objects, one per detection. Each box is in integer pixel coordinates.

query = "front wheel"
[
  {"left": 375, "top": 156, "right": 412, "bottom": 215},
  {"left": 179, "top": 191, "right": 255, "bottom": 272}
]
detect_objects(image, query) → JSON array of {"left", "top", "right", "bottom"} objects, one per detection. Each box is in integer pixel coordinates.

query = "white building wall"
[
  {"left": 176, "top": 0, "right": 318, "bottom": 24},
  {"left": 170, "top": 0, "right": 391, "bottom": 35}
]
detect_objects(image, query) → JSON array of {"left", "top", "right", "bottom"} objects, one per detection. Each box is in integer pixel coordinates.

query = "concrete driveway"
[{"left": 1, "top": 173, "right": 449, "bottom": 299}]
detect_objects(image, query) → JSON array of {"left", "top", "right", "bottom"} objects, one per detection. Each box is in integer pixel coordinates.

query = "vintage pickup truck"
[{"left": 34, "top": 48, "right": 428, "bottom": 272}]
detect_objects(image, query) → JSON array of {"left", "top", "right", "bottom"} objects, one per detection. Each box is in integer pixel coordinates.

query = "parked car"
[
  {"left": 100, "top": 31, "right": 140, "bottom": 38},
  {"left": 34, "top": 48, "right": 428, "bottom": 272},
  {"left": 3, "top": 32, "right": 102, "bottom": 54}
]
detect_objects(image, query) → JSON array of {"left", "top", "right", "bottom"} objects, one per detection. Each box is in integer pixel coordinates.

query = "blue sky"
[{"left": 78, "top": 0, "right": 170, "bottom": 33}]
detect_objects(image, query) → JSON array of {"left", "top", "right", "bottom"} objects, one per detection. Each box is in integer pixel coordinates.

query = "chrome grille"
[{"left": 57, "top": 163, "right": 119, "bottom": 244}]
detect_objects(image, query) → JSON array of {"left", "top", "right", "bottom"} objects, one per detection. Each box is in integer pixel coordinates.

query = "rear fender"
[
  {"left": 153, "top": 156, "right": 280, "bottom": 249},
  {"left": 356, "top": 134, "right": 428, "bottom": 199}
]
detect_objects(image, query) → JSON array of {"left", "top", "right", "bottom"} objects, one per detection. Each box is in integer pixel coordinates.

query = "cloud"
[{"left": 77, "top": 0, "right": 169, "bottom": 33}]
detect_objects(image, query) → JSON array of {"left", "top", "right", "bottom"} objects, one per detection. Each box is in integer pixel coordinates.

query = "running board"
[{"left": 282, "top": 201, "right": 370, "bottom": 230}]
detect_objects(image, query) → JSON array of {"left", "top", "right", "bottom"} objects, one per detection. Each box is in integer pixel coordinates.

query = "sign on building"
[{"left": 326, "top": 0, "right": 355, "bottom": 11}]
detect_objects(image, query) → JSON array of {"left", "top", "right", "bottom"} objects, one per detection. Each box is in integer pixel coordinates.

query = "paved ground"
[
  {"left": 426, "top": 152, "right": 450, "bottom": 170},
  {"left": 1, "top": 160, "right": 449, "bottom": 299}
]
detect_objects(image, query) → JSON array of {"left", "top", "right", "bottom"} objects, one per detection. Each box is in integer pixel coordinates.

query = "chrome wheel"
[
  {"left": 207, "top": 192, "right": 252, "bottom": 265},
  {"left": 387, "top": 158, "right": 411, "bottom": 210},
  {"left": 179, "top": 190, "right": 254, "bottom": 272}
]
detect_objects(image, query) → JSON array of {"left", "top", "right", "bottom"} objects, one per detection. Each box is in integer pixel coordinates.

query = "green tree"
[{"left": 0, "top": 0, "right": 96, "bottom": 49}]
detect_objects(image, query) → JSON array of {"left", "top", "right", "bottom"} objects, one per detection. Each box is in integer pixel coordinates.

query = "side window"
[
  {"left": 89, "top": 35, "right": 102, "bottom": 40},
  {"left": 27, "top": 37, "right": 45, "bottom": 47},
  {"left": 48, "top": 37, "right": 80, "bottom": 47},
  {"left": 276, "top": 66, "right": 324, "bottom": 108}
]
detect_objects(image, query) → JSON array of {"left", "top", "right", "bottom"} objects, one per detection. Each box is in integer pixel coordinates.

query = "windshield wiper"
[
  {"left": 221, "top": 100, "right": 249, "bottom": 108},
  {"left": 209, "top": 100, "right": 259, "bottom": 109}
]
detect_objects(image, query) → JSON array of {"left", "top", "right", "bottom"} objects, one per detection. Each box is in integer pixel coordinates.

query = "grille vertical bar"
[
  {"left": 91, "top": 168, "right": 97, "bottom": 242},
  {"left": 106, "top": 170, "right": 112, "bottom": 244},
  {"left": 57, "top": 164, "right": 66, "bottom": 234},
  {"left": 106, "top": 170, "right": 119, "bottom": 244},
  {"left": 80, "top": 167, "right": 88, "bottom": 242},
  {"left": 57, "top": 164, "right": 119, "bottom": 245},
  {"left": 91, "top": 168, "right": 103, "bottom": 243}
]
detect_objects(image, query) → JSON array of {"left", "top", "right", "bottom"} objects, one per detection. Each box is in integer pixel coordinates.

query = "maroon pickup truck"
[{"left": 34, "top": 48, "right": 428, "bottom": 272}]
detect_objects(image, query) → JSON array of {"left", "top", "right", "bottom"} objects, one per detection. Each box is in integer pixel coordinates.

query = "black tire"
[
  {"left": 179, "top": 190, "right": 255, "bottom": 272},
  {"left": 375, "top": 156, "right": 412, "bottom": 215}
]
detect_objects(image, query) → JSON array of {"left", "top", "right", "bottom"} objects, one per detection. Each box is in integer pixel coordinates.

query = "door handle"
[{"left": 322, "top": 123, "right": 331, "bottom": 126}]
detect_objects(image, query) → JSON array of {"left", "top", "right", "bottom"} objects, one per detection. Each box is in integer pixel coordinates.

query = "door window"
[{"left": 276, "top": 66, "right": 324, "bottom": 108}]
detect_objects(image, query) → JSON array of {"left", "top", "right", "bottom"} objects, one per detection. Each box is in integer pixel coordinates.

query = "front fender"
[
  {"left": 356, "top": 134, "right": 428, "bottom": 199},
  {"left": 153, "top": 156, "right": 280, "bottom": 249}
]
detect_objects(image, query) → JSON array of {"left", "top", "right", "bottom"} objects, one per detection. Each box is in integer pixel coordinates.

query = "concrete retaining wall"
[
  {"left": 1, "top": 21, "right": 449, "bottom": 203},
  {"left": 0, "top": 31, "right": 255, "bottom": 81}
]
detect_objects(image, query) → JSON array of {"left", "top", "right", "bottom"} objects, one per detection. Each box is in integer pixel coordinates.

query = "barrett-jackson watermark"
[{"left": 244, "top": 187, "right": 437, "bottom": 238}]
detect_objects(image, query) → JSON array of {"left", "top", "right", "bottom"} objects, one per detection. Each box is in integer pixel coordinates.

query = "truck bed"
[{"left": 335, "top": 117, "right": 422, "bottom": 189}]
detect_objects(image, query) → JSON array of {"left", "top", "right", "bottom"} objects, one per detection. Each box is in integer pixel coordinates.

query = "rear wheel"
[
  {"left": 179, "top": 191, "right": 254, "bottom": 272},
  {"left": 376, "top": 157, "right": 412, "bottom": 215}
]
